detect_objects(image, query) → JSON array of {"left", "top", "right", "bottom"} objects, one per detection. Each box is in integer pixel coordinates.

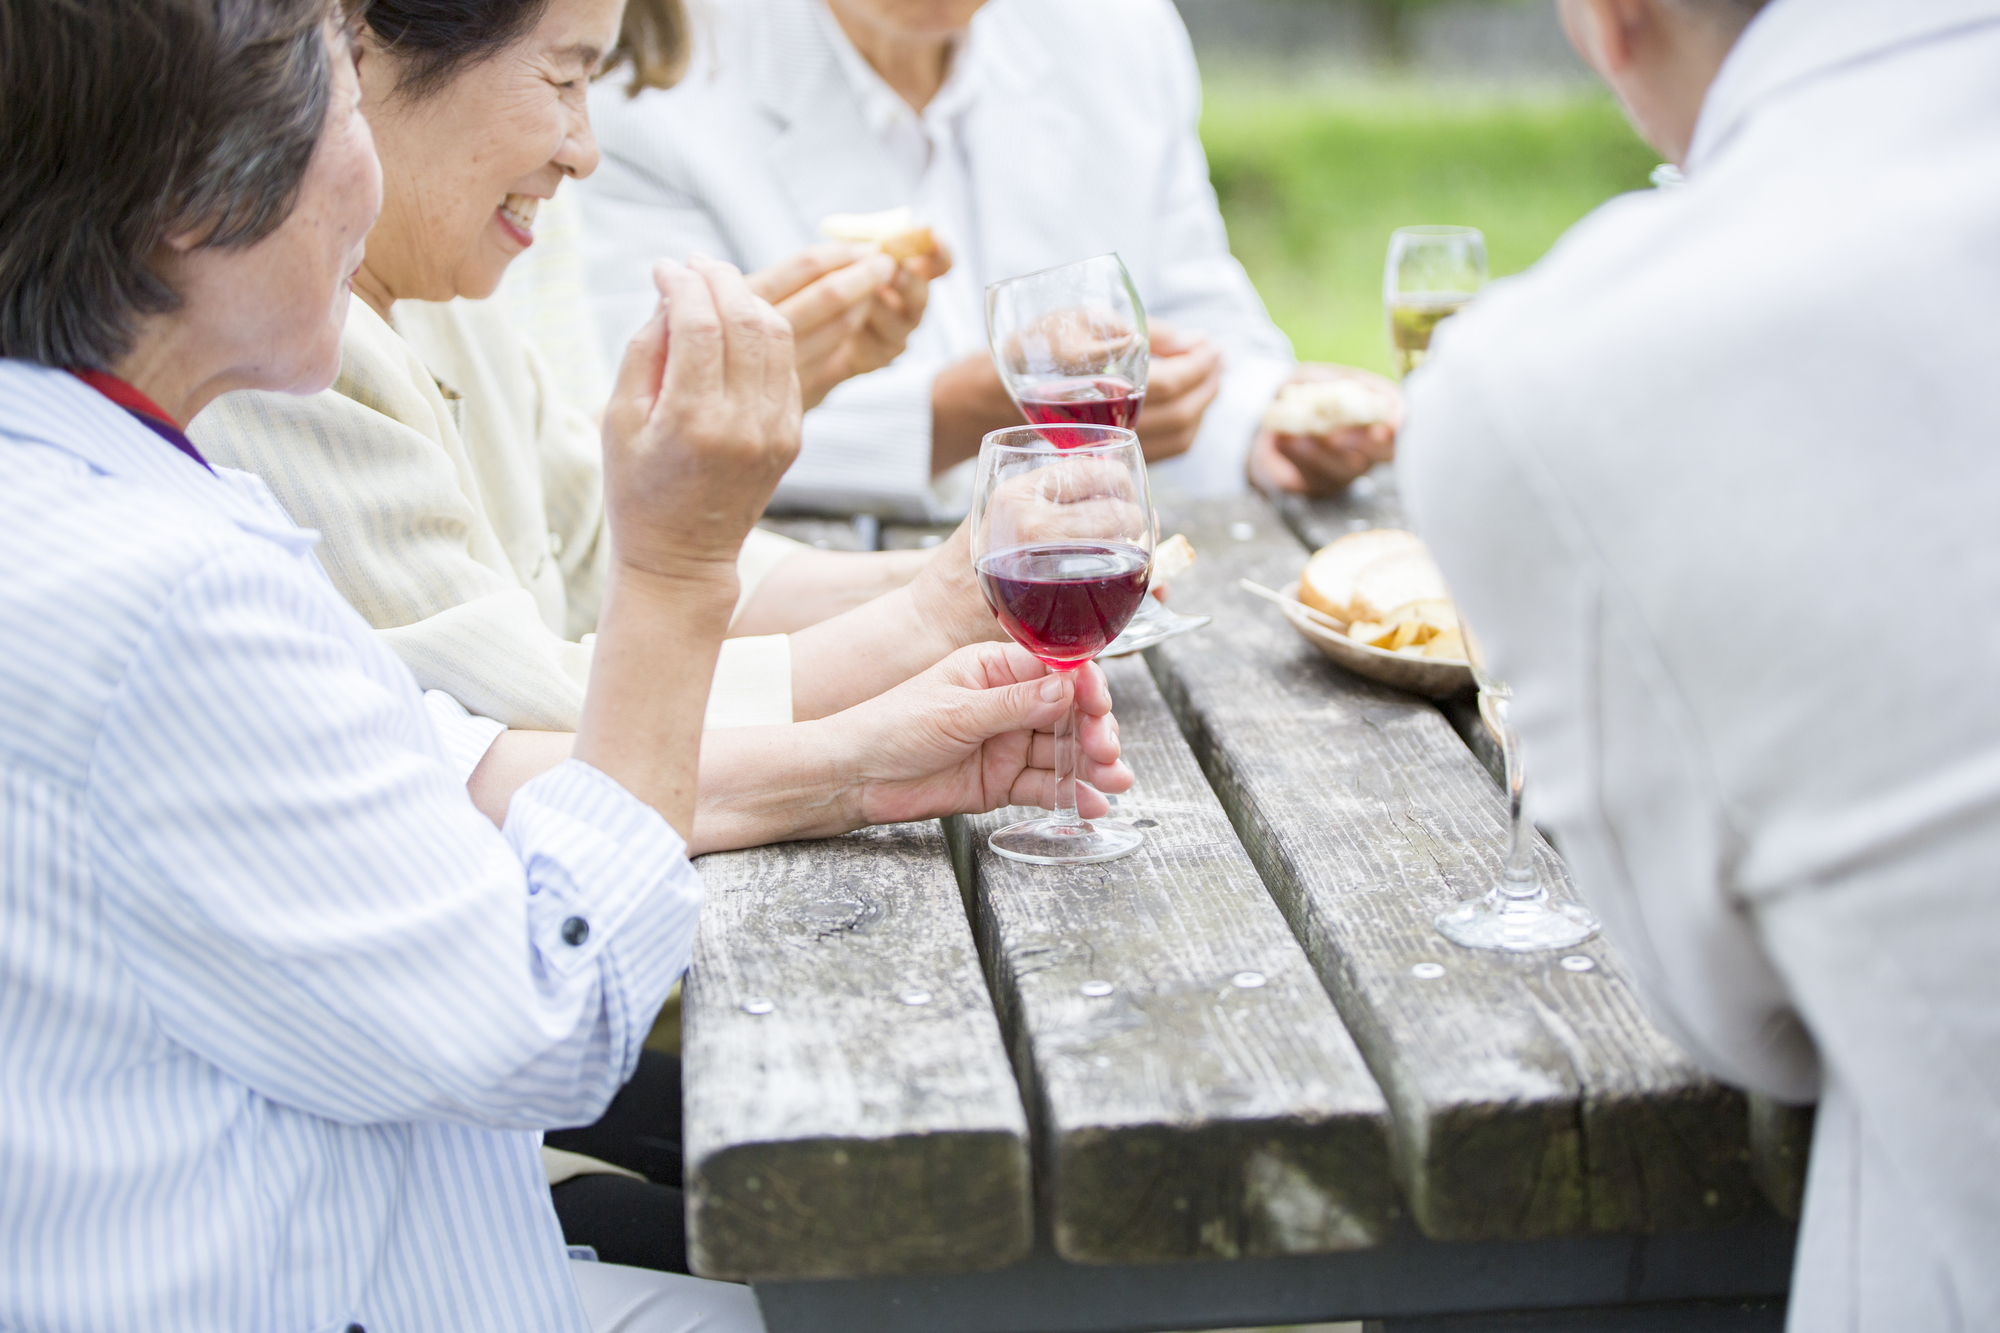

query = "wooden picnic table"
[{"left": 718, "top": 491, "right": 1801, "bottom": 1331}]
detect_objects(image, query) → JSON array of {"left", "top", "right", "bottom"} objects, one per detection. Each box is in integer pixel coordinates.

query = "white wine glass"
[
  {"left": 1385, "top": 226, "right": 1487, "bottom": 378},
  {"left": 1433, "top": 623, "right": 1600, "bottom": 952},
  {"left": 971, "top": 424, "right": 1153, "bottom": 865}
]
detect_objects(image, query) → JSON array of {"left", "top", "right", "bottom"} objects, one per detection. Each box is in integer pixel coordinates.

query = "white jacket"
[
  {"left": 1400, "top": 1, "right": 2000, "bottom": 1327},
  {"left": 581, "top": 0, "right": 1295, "bottom": 518}
]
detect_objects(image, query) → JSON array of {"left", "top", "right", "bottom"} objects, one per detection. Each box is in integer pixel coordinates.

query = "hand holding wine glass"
[{"left": 972, "top": 423, "right": 1154, "bottom": 865}]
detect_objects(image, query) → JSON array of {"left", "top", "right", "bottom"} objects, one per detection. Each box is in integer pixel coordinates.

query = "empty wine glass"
[
  {"left": 972, "top": 424, "right": 1153, "bottom": 865},
  {"left": 1384, "top": 226, "right": 1487, "bottom": 378},
  {"left": 987, "top": 254, "right": 1206, "bottom": 655},
  {"left": 1433, "top": 623, "right": 1600, "bottom": 952}
]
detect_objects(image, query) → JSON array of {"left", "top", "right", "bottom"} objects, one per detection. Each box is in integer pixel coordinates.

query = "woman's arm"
[
  {"left": 781, "top": 516, "right": 1009, "bottom": 721},
  {"left": 727, "top": 545, "right": 931, "bottom": 636},
  {"left": 467, "top": 646, "right": 1131, "bottom": 855}
]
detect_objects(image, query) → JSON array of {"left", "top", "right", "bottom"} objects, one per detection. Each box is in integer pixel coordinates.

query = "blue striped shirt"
[{"left": 0, "top": 361, "right": 703, "bottom": 1332}]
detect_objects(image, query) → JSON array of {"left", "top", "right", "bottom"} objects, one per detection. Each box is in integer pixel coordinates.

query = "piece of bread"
[
  {"left": 819, "top": 206, "right": 937, "bottom": 260},
  {"left": 1149, "top": 533, "right": 1196, "bottom": 588},
  {"left": 1349, "top": 548, "right": 1451, "bottom": 624},
  {"left": 1297, "top": 528, "right": 1424, "bottom": 622},
  {"left": 1264, "top": 379, "right": 1393, "bottom": 436}
]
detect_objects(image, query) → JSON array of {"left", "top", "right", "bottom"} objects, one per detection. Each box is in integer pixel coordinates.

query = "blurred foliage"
[{"left": 1202, "top": 80, "right": 1658, "bottom": 375}]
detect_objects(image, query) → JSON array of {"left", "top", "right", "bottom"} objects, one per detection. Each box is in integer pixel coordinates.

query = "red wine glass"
[
  {"left": 972, "top": 424, "right": 1153, "bottom": 865},
  {"left": 986, "top": 254, "right": 1149, "bottom": 438}
]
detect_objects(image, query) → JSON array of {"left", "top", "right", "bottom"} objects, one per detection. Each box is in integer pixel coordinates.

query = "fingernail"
[{"left": 1040, "top": 676, "right": 1067, "bottom": 703}]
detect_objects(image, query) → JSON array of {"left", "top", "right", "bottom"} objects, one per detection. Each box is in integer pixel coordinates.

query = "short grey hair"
[{"left": 0, "top": 0, "right": 336, "bottom": 370}]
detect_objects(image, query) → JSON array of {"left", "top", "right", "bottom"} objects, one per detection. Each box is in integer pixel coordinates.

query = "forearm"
[
  {"left": 574, "top": 566, "right": 738, "bottom": 839},
  {"left": 688, "top": 722, "right": 866, "bottom": 855},
  {"left": 461, "top": 718, "right": 858, "bottom": 855},
  {"left": 785, "top": 583, "right": 971, "bottom": 721},
  {"left": 729, "top": 547, "right": 930, "bottom": 637}
]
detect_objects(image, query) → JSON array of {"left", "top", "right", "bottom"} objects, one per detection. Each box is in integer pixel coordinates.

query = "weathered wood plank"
[
  {"left": 1747, "top": 1095, "right": 1814, "bottom": 1221},
  {"left": 1146, "top": 494, "right": 1754, "bottom": 1242},
  {"left": 1272, "top": 465, "right": 1408, "bottom": 549},
  {"left": 756, "top": 514, "right": 878, "bottom": 551},
  {"left": 945, "top": 655, "right": 1398, "bottom": 1266},
  {"left": 683, "top": 823, "right": 1032, "bottom": 1280}
]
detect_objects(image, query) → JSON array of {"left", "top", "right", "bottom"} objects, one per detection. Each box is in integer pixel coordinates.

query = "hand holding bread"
[
  {"left": 751, "top": 228, "right": 953, "bottom": 409},
  {"left": 1249, "top": 365, "right": 1403, "bottom": 497}
]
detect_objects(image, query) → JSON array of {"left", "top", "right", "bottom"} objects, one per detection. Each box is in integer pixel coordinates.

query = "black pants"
[{"left": 545, "top": 1050, "right": 689, "bottom": 1273}]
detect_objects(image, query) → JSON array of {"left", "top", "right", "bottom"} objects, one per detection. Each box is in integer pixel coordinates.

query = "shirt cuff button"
[{"left": 561, "top": 916, "right": 590, "bottom": 947}]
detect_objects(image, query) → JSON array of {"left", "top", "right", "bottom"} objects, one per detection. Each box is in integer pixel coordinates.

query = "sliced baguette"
[
  {"left": 1298, "top": 528, "right": 1424, "bottom": 623},
  {"left": 1149, "top": 533, "right": 1196, "bottom": 588},
  {"left": 1349, "top": 547, "right": 1450, "bottom": 624}
]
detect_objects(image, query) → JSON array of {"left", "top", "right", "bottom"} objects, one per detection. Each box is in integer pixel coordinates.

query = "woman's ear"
[
  {"left": 1558, "top": 0, "right": 1645, "bottom": 77},
  {"left": 349, "top": 23, "right": 400, "bottom": 105}
]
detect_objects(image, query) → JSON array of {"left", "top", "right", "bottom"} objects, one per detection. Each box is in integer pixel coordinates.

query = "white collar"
[
  {"left": 1687, "top": 0, "right": 2000, "bottom": 174},
  {"left": 812, "top": 1, "right": 980, "bottom": 138}
]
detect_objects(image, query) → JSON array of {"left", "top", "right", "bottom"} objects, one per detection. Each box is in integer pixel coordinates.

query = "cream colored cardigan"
[{"left": 192, "top": 296, "right": 797, "bottom": 732}]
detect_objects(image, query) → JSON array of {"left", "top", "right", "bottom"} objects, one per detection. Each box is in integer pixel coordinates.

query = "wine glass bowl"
[
  {"left": 972, "top": 424, "right": 1153, "bottom": 865},
  {"left": 1385, "top": 226, "right": 1487, "bottom": 378},
  {"left": 987, "top": 255, "right": 1149, "bottom": 433}
]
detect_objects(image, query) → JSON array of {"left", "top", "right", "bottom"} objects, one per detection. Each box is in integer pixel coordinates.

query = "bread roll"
[
  {"left": 819, "top": 206, "right": 937, "bottom": 260},
  {"left": 1264, "top": 379, "right": 1393, "bottom": 435},
  {"left": 1150, "top": 533, "right": 1196, "bottom": 588},
  {"left": 1298, "top": 528, "right": 1424, "bottom": 622}
]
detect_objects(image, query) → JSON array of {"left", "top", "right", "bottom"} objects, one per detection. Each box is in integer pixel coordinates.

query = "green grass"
[{"left": 1201, "top": 78, "right": 1660, "bottom": 375}]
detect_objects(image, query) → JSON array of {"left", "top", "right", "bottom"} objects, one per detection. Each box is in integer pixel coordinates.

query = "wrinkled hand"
[
  {"left": 1247, "top": 363, "right": 1402, "bottom": 496},
  {"left": 602, "top": 257, "right": 801, "bottom": 579},
  {"left": 833, "top": 645, "right": 1133, "bottom": 827},
  {"left": 750, "top": 241, "right": 954, "bottom": 410},
  {"left": 1134, "top": 320, "right": 1224, "bottom": 464},
  {"left": 906, "top": 515, "right": 1011, "bottom": 651}
]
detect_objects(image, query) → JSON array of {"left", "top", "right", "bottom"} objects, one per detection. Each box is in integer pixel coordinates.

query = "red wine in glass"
[
  {"left": 976, "top": 541, "right": 1152, "bottom": 668},
  {"left": 1016, "top": 376, "right": 1144, "bottom": 436}
]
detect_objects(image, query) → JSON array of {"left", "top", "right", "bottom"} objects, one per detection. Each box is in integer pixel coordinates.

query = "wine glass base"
[
  {"left": 1434, "top": 896, "right": 1600, "bottom": 953},
  {"left": 1101, "top": 609, "right": 1211, "bottom": 657},
  {"left": 988, "top": 816, "right": 1147, "bottom": 866}
]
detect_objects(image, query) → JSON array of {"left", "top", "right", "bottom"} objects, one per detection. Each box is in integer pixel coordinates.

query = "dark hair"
[
  {"left": 351, "top": 0, "right": 551, "bottom": 99},
  {"left": 351, "top": 0, "right": 689, "bottom": 100},
  {"left": 0, "top": 0, "right": 334, "bottom": 370}
]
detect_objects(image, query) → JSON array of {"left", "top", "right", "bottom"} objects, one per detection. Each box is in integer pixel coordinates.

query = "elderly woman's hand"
[
  {"left": 600, "top": 256, "right": 802, "bottom": 583},
  {"left": 837, "top": 645, "right": 1131, "bottom": 829},
  {"left": 749, "top": 241, "right": 953, "bottom": 410}
]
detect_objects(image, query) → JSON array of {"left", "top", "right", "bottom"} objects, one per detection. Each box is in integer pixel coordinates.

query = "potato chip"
[{"left": 1422, "top": 628, "right": 1467, "bottom": 661}]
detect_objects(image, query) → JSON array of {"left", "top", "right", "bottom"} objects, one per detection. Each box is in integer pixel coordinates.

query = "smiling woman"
[{"left": 347, "top": 0, "right": 620, "bottom": 309}]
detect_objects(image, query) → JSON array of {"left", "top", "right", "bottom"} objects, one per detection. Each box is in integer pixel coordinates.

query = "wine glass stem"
[
  {"left": 1488, "top": 689, "right": 1542, "bottom": 902},
  {"left": 1054, "top": 678, "right": 1081, "bottom": 829}
]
